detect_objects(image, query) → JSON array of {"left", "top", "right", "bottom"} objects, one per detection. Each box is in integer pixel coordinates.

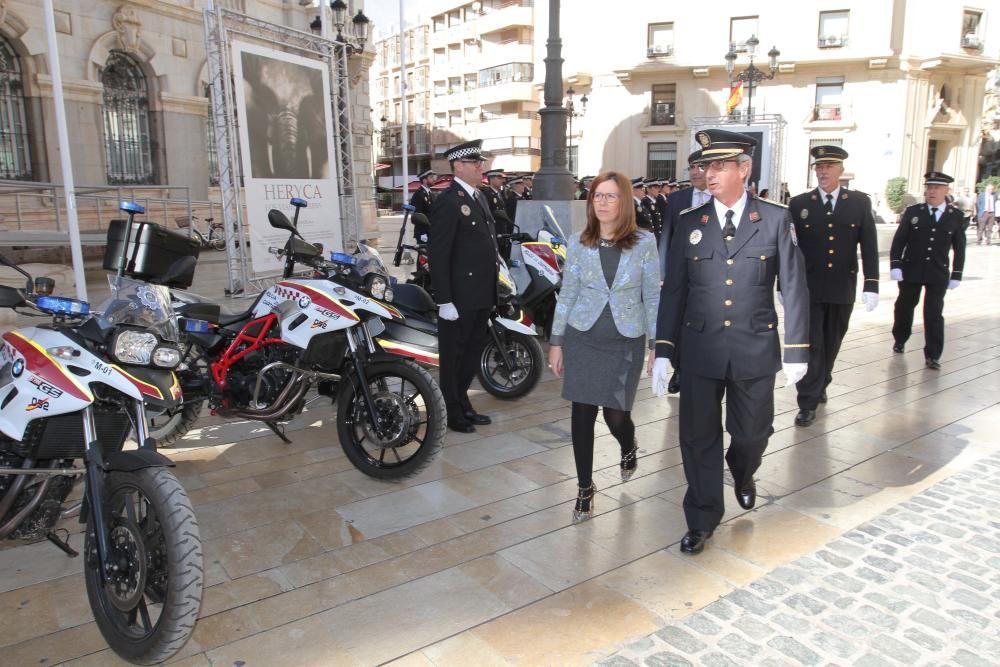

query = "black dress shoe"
[
  {"left": 794, "top": 409, "right": 816, "bottom": 427},
  {"left": 447, "top": 419, "right": 475, "bottom": 434},
  {"left": 892, "top": 342, "right": 905, "bottom": 353},
  {"left": 925, "top": 358, "right": 941, "bottom": 370},
  {"left": 736, "top": 478, "right": 756, "bottom": 510},
  {"left": 667, "top": 371, "right": 681, "bottom": 394},
  {"left": 680, "top": 529, "right": 713, "bottom": 555},
  {"left": 463, "top": 411, "right": 491, "bottom": 425},
  {"left": 819, "top": 391, "right": 828, "bottom": 404}
]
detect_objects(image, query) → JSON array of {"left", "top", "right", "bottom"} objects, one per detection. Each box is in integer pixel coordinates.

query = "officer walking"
[
  {"left": 890, "top": 171, "right": 966, "bottom": 370},
  {"left": 632, "top": 177, "right": 653, "bottom": 231},
  {"left": 788, "top": 146, "right": 879, "bottom": 427},
  {"left": 409, "top": 168, "right": 436, "bottom": 242},
  {"left": 642, "top": 177, "right": 664, "bottom": 242},
  {"left": 652, "top": 129, "right": 809, "bottom": 555},
  {"left": 429, "top": 140, "right": 500, "bottom": 432}
]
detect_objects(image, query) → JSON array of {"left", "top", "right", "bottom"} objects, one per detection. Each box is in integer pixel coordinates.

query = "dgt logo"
[
  {"left": 26, "top": 397, "right": 50, "bottom": 412},
  {"left": 310, "top": 319, "right": 328, "bottom": 330}
]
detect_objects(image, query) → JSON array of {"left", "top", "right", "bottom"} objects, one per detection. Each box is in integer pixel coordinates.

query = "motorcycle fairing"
[
  {"left": 521, "top": 242, "right": 562, "bottom": 285},
  {"left": 493, "top": 315, "right": 537, "bottom": 336},
  {"left": 375, "top": 337, "right": 440, "bottom": 366}
]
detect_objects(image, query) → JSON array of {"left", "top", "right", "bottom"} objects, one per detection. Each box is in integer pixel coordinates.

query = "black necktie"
[
  {"left": 723, "top": 210, "right": 736, "bottom": 250},
  {"left": 930, "top": 207, "right": 938, "bottom": 222},
  {"left": 824, "top": 193, "right": 833, "bottom": 215}
]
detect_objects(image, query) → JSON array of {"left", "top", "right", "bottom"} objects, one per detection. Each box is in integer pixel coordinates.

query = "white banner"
[{"left": 230, "top": 41, "right": 342, "bottom": 276}]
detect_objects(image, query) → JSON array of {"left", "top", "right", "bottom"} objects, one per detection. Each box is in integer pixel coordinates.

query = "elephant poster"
[{"left": 230, "top": 41, "right": 342, "bottom": 276}]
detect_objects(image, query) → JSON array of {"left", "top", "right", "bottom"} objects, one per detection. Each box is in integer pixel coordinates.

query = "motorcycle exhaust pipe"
[{"left": 0, "top": 461, "right": 58, "bottom": 540}]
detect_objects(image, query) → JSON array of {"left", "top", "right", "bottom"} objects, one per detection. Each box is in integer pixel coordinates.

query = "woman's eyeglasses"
[{"left": 592, "top": 192, "right": 621, "bottom": 203}]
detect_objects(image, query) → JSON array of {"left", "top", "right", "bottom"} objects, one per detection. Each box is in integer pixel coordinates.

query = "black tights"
[{"left": 571, "top": 402, "right": 635, "bottom": 488}]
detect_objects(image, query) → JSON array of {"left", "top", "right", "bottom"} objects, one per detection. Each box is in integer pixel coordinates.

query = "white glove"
[
  {"left": 776, "top": 291, "right": 784, "bottom": 306},
  {"left": 652, "top": 357, "right": 673, "bottom": 397},
  {"left": 782, "top": 362, "right": 808, "bottom": 388},
  {"left": 862, "top": 292, "right": 878, "bottom": 312},
  {"left": 890, "top": 268, "right": 903, "bottom": 281},
  {"left": 948, "top": 280, "right": 960, "bottom": 290},
  {"left": 438, "top": 303, "right": 459, "bottom": 321},
  {"left": 418, "top": 233, "right": 428, "bottom": 243}
]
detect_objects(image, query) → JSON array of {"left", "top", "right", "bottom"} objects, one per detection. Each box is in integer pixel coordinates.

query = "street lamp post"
[
  {"left": 564, "top": 86, "right": 588, "bottom": 176},
  {"left": 725, "top": 35, "right": 779, "bottom": 125}
]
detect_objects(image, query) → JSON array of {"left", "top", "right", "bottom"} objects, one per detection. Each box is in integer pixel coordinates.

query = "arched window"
[
  {"left": 101, "top": 51, "right": 153, "bottom": 184},
  {"left": 0, "top": 35, "right": 32, "bottom": 180}
]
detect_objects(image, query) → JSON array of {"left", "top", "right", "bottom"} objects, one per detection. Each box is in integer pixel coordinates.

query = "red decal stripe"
[
  {"left": 281, "top": 281, "right": 360, "bottom": 322},
  {"left": 3, "top": 332, "right": 92, "bottom": 402}
]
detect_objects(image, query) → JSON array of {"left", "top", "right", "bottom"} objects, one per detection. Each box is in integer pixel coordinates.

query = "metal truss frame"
[
  {"left": 689, "top": 114, "right": 787, "bottom": 198},
  {"left": 204, "top": 7, "right": 358, "bottom": 295}
]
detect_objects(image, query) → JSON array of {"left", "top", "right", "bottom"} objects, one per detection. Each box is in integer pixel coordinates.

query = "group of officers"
[{"left": 417, "top": 129, "right": 968, "bottom": 554}]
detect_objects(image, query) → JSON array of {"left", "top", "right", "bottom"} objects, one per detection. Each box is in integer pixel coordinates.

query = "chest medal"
[
  {"left": 460, "top": 204, "right": 472, "bottom": 216},
  {"left": 689, "top": 229, "right": 702, "bottom": 245}
]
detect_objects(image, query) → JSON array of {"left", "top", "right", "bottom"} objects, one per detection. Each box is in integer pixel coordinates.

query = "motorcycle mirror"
[
  {"left": 0, "top": 249, "right": 34, "bottom": 293},
  {"left": 267, "top": 209, "right": 302, "bottom": 238}
]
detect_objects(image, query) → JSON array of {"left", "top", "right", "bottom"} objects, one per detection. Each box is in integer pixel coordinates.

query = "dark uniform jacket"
[
  {"left": 410, "top": 187, "right": 433, "bottom": 241},
  {"left": 789, "top": 188, "right": 879, "bottom": 304},
  {"left": 656, "top": 196, "right": 810, "bottom": 381},
  {"left": 655, "top": 193, "right": 669, "bottom": 229},
  {"left": 429, "top": 181, "right": 499, "bottom": 311},
  {"left": 635, "top": 198, "right": 653, "bottom": 232},
  {"left": 504, "top": 190, "right": 522, "bottom": 223},
  {"left": 890, "top": 202, "right": 966, "bottom": 287},
  {"left": 577, "top": 188, "right": 589, "bottom": 201},
  {"left": 479, "top": 185, "right": 510, "bottom": 236},
  {"left": 643, "top": 195, "right": 663, "bottom": 239}
]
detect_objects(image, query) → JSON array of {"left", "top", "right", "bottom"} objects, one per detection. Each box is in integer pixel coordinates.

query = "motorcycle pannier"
[{"left": 103, "top": 219, "right": 201, "bottom": 289}]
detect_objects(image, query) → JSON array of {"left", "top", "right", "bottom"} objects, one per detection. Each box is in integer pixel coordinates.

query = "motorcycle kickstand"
[
  {"left": 265, "top": 420, "right": 292, "bottom": 444},
  {"left": 46, "top": 529, "right": 79, "bottom": 558}
]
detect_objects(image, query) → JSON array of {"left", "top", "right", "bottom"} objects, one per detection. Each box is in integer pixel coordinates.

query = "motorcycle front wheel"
[
  {"left": 336, "top": 360, "right": 445, "bottom": 479},
  {"left": 478, "top": 331, "right": 543, "bottom": 399},
  {"left": 84, "top": 467, "right": 203, "bottom": 665}
]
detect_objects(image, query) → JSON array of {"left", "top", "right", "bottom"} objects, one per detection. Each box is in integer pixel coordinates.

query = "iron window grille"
[
  {"left": 0, "top": 36, "right": 32, "bottom": 180},
  {"left": 101, "top": 50, "right": 155, "bottom": 185}
]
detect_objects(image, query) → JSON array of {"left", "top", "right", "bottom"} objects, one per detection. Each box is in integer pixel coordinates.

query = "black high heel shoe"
[
  {"left": 572, "top": 483, "right": 596, "bottom": 523},
  {"left": 620, "top": 439, "right": 638, "bottom": 482}
]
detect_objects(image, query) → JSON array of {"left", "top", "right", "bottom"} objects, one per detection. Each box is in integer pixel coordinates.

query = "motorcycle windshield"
[
  {"left": 97, "top": 277, "right": 180, "bottom": 342},
  {"left": 354, "top": 242, "right": 390, "bottom": 281},
  {"left": 540, "top": 204, "right": 568, "bottom": 242}
]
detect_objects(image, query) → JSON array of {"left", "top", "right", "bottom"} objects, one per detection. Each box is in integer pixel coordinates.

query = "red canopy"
[{"left": 394, "top": 175, "right": 454, "bottom": 192}]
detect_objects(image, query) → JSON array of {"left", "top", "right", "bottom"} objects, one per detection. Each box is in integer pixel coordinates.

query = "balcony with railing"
[
  {"left": 476, "top": 1, "right": 534, "bottom": 36},
  {"left": 376, "top": 124, "right": 433, "bottom": 159}
]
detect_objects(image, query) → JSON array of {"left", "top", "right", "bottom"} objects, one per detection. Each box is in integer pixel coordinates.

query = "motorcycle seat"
[{"left": 392, "top": 283, "right": 437, "bottom": 318}]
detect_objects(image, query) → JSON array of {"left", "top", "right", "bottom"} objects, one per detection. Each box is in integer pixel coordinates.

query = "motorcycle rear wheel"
[
  {"left": 336, "top": 360, "right": 444, "bottom": 479},
  {"left": 478, "top": 331, "right": 543, "bottom": 399},
  {"left": 147, "top": 399, "right": 203, "bottom": 448},
  {"left": 84, "top": 467, "right": 203, "bottom": 665}
]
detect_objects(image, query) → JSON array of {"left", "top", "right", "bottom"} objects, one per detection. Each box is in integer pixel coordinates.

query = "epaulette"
[
  {"left": 752, "top": 194, "right": 788, "bottom": 209},
  {"left": 680, "top": 199, "right": 712, "bottom": 216}
]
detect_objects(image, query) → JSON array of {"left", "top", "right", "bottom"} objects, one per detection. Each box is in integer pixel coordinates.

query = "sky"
[{"left": 363, "top": 0, "right": 438, "bottom": 39}]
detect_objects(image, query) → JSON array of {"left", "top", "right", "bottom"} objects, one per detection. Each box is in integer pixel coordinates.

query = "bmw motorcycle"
[
  {"left": 162, "top": 200, "right": 445, "bottom": 478},
  {"left": 0, "top": 202, "right": 203, "bottom": 664}
]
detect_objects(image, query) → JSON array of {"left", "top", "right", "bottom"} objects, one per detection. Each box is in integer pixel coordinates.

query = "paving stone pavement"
[{"left": 603, "top": 452, "right": 1000, "bottom": 667}]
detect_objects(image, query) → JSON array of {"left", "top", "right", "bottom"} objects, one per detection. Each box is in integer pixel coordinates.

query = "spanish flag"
[{"left": 726, "top": 82, "right": 743, "bottom": 115}]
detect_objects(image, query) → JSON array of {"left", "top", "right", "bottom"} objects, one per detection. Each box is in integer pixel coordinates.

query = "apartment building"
[
  {"left": 371, "top": 0, "right": 540, "bottom": 189},
  {"left": 559, "top": 0, "right": 999, "bottom": 202}
]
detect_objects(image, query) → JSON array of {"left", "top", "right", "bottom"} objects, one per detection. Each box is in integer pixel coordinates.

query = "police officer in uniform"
[
  {"left": 633, "top": 177, "right": 653, "bottom": 231},
  {"left": 788, "top": 146, "right": 879, "bottom": 426},
  {"left": 642, "top": 177, "right": 664, "bottom": 242},
  {"left": 651, "top": 129, "right": 809, "bottom": 555},
  {"left": 578, "top": 175, "right": 594, "bottom": 200},
  {"left": 409, "top": 168, "right": 436, "bottom": 242},
  {"left": 504, "top": 176, "right": 526, "bottom": 224},
  {"left": 429, "top": 140, "right": 500, "bottom": 432},
  {"left": 480, "top": 169, "right": 509, "bottom": 235},
  {"left": 890, "top": 171, "right": 966, "bottom": 370},
  {"left": 522, "top": 173, "right": 534, "bottom": 200}
]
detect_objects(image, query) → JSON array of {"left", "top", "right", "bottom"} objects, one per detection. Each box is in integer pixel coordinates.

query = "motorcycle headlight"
[
  {"left": 384, "top": 287, "right": 394, "bottom": 303},
  {"left": 113, "top": 330, "right": 158, "bottom": 365},
  {"left": 367, "top": 275, "right": 387, "bottom": 300},
  {"left": 152, "top": 346, "right": 182, "bottom": 368}
]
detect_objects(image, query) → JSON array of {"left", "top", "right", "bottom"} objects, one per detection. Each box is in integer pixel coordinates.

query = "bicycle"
[{"left": 175, "top": 213, "right": 226, "bottom": 251}]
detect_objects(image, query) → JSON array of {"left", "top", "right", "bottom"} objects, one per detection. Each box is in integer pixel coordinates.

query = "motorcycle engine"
[
  {"left": 0, "top": 451, "right": 75, "bottom": 541},
  {"left": 224, "top": 344, "right": 301, "bottom": 409}
]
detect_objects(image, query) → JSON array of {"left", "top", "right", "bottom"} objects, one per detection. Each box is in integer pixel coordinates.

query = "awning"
[{"left": 375, "top": 163, "right": 391, "bottom": 171}]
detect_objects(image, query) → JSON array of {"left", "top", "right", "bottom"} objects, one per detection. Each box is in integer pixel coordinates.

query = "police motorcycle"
[
  {"left": 386, "top": 206, "right": 567, "bottom": 399},
  {"left": 0, "top": 202, "right": 203, "bottom": 664},
  {"left": 163, "top": 199, "right": 445, "bottom": 479}
]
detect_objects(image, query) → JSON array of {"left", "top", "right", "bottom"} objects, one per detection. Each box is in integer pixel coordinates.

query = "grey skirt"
[{"left": 561, "top": 322, "right": 646, "bottom": 411}]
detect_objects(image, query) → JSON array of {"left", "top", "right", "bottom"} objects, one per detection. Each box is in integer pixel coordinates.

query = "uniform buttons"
[
  {"left": 724, "top": 299, "right": 733, "bottom": 306},
  {"left": 693, "top": 256, "right": 699, "bottom": 261},
  {"left": 828, "top": 223, "right": 834, "bottom": 228},
  {"left": 472, "top": 221, "right": 476, "bottom": 226},
  {"left": 725, "top": 279, "right": 734, "bottom": 285},
  {"left": 723, "top": 320, "right": 732, "bottom": 327},
  {"left": 760, "top": 255, "right": 766, "bottom": 260},
  {"left": 468, "top": 272, "right": 473, "bottom": 276},
  {"left": 930, "top": 237, "right": 935, "bottom": 241},
  {"left": 926, "top": 256, "right": 930, "bottom": 260},
  {"left": 726, "top": 259, "right": 734, "bottom": 265},
  {"left": 828, "top": 249, "right": 835, "bottom": 254},
  {"left": 827, "top": 262, "right": 833, "bottom": 268},
  {"left": 927, "top": 246, "right": 932, "bottom": 250},
  {"left": 829, "top": 236, "right": 835, "bottom": 241},
  {"left": 767, "top": 323, "right": 774, "bottom": 329}
]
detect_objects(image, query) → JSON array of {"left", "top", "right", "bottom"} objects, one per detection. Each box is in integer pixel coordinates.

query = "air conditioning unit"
[
  {"left": 962, "top": 34, "right": 983, "bottom": 49},
  {"left": 647, "top": 45, "right": 673, "bottom": 57},
  {"left": 816, "top": 106, "right": 842, "bottom": 121},
  {"left": 820, "top": 35, "right": 846, "bottom": 47}
]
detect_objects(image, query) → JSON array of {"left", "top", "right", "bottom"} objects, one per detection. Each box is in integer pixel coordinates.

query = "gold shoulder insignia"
[
  {"left": 753, "top": 195, "right": 788, "bottom": 209},
  {"left": 680, "top": 199, "right": 712, "bottom": 216}
]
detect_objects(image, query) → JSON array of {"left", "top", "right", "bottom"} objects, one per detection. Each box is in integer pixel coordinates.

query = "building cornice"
[
  {"left": 35, "top": 74, "right": 103, "bottom": 102},
  {"left": 160, "top": 92, "right": 209, "bottom": 115}
]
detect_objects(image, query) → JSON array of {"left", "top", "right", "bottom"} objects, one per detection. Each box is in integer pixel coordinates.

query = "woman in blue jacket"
[{"left": 548, "top": 171, "right": 661, "bottom": 522}]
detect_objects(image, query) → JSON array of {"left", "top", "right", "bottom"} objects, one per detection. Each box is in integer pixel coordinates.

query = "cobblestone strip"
[{"left": 603, "top": 453, "right": 1000, "bottom": 667}]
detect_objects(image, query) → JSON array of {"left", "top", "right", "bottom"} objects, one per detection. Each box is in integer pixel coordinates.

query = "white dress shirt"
[
  {"left": 818, "top": 185, "right": 841, "bottom": 212},
  {"left": 713, "top": 192, "right": 749, "bottom": 231}
]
